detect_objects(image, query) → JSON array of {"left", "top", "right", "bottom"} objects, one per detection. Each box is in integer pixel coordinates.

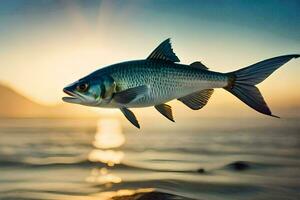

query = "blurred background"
[{"left": 0, "top": 1, "right": 299, "bottom": 200}]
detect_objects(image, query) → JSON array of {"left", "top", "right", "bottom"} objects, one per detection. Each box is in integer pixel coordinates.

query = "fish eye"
[{"left": 77, "top": 83, "right": 89, "bottom": 92}]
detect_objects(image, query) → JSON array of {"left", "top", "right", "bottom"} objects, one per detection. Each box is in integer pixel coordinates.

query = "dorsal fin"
[
  {"left": 178, "top": 89, "right": 214, "bottom": 110},
  {"left": 190, "top": 61, "right": 209, "bottom": 70},
  {"left": 147, "top": 38, "right": 180, "bottom": 63}
]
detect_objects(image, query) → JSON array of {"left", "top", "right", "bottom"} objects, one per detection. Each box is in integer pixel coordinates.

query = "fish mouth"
[{"left": 62, "top": 88, "right": 81, "bottom": 103}]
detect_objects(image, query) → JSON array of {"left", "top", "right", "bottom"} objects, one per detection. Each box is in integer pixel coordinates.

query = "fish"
[{"left": 63, "top": 38, "right": 299, "bottom": 128}]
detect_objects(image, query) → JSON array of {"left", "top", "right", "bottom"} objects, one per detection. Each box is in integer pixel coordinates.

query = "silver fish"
[{"left": 63, "top": 39, "right": 299, "bottom": 128}]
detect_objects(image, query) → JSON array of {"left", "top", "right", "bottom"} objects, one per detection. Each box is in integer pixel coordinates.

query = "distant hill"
[{"left": 0, "top": 84, "right": 99, "bottom": 118}]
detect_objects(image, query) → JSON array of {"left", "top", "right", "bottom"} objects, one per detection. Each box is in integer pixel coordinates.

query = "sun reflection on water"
[
  {"left": 93, "top": 118, "right": 125, "bottom": 149},
  {"left": 87, "top": 118, "right": 124, "bottom": 186},
  {"left": 88, "top": 149, "right": 124, "bottom": 166},
  {"left": 86, "top": 167, "right": 122, "bottom": 184}
]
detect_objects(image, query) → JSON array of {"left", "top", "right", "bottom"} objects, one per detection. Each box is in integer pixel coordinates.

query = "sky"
[{"left": 0, "top": 0, "right": 299, "bottom": 114}]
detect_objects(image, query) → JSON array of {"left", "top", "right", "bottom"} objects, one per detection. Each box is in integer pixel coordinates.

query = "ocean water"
[{"left": 0, "top": 118, "right": 299, "bottom": 200}]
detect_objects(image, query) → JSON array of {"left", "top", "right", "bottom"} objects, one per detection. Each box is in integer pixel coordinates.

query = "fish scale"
[{"left": 98, "top": 60, "right": 228, "bottom": 107}]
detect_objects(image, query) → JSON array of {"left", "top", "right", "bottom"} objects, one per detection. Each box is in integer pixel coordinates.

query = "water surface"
[{"left": 0, "top": 118, "right": 299, "bottom": 200}]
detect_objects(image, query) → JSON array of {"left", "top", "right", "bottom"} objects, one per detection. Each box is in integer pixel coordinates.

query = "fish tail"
[{"left": 224, "top": 54, "right": 299, "bottom": 117}]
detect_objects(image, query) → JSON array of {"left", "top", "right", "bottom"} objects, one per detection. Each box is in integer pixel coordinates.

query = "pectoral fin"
[
  {"left": 178, "top": 89, "right": 214, "bottom": 110},
  {"left": 114, "top": 85, "right": 150, "bottom": 104},
  {"left": 154, "top": 103, "right": 175, "bottom": 122},
  {"left": 120, "top": 107, "right": 140, "bottom": 129}
]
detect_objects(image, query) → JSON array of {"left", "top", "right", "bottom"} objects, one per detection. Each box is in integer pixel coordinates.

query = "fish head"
[
  {"left": 62, "top": 75, "right": 116, "bottom": 107},
  {"left": 62, "top": 78, "right": 102, "bottom": 106}
]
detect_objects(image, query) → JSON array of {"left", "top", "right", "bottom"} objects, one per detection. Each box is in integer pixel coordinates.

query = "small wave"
[
  {"left": 0, "top": 158, "right": 203, "bottom": 175},
  {"left": 112, "top": 191, "right": 195, "bottom": 200},
  {"left": 98, "top": 179, "right": 262, "bottom": 200},
  {"left": 2, "top": 158, "right": 284, "bottom": 175},
  {"left": 221, "top": 160, "right": 282, "bottom": 171},
  {"left": 0, "top": 159, "right": 94, "bottom": 168},
  {"left": 0, "top": 158, "right": 151, "bottom": 171}
]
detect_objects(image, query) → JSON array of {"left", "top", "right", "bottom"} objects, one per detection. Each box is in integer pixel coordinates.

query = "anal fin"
[
  {"left": 154, "top": 103, "right": 175, "bottom": 122},
  {"left": 178, "top": 89, "right": 214, "bottom": 110},
  {"left": 120, "top": 108, "right": 140, "bottom": 129}
]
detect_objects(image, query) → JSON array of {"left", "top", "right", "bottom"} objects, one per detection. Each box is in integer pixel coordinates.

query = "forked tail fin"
[{"left": 224, "top": 54, "right": 299, "bottom": 117}]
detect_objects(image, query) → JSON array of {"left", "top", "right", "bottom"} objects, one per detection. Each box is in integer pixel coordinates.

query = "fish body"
[
  {"left": 63, "top": 39, "right": 299, "bottom": 128},
  {"left": 89, "top": 60, "right": 227, "bottom": 108}
]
